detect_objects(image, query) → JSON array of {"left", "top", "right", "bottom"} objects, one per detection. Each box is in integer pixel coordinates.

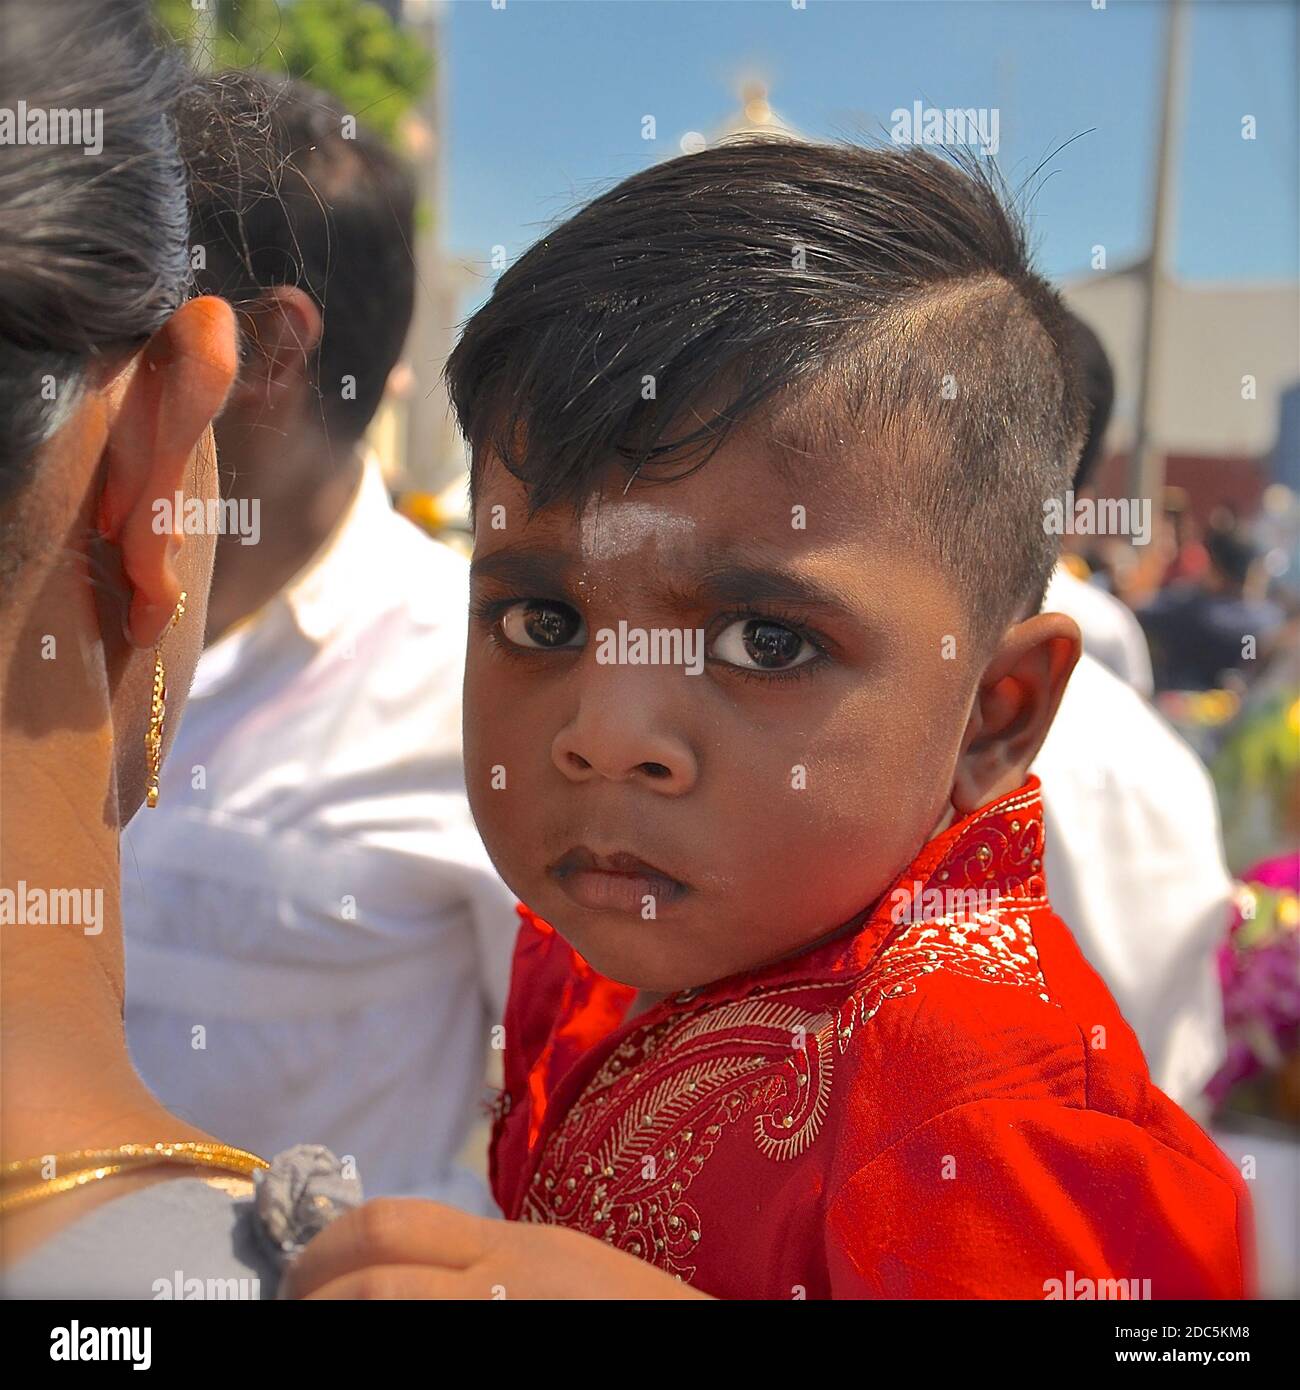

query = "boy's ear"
[
  {"left": 227, "top": 285, "right": 323, "bottom": 408},
  {"left": 96, "top": 295, "right": 238, "bottom": 648},
  {"left": 951, "top": 612, "right": 1080, "bottom": 816}
]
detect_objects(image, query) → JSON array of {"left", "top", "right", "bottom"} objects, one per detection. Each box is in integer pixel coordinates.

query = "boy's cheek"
[{"left": 463, "top": 671, "right": 530, "bottom": 860}]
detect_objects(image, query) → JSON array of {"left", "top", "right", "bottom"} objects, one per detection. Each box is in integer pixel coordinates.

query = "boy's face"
[{"left": 465, "top": 433, "right": 984, "bottom": 993}]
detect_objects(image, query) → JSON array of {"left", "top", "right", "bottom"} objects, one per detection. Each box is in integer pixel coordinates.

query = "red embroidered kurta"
[{"left": 490, "top": 779, "right": 1253, "bottom": 1299}]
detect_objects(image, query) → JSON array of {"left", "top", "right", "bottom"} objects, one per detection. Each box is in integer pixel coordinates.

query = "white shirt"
[
  {"left": 1045, "top": 564, "right": 1154, "bottom": 697},
  {"left": 1033, "top": 652, "right": 1231, "bottom": 1111},
  {"left": 123, "top": 463, "right": 518, "bottom": 1210}
]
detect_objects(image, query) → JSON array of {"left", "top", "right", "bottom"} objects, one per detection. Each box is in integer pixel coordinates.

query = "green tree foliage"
[{"left": 156, "top": 0, "right": 432, "bottom": 142}]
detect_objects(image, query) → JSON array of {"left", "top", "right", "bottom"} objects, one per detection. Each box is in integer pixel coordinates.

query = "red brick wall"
[{"left": 1093, "top": 451, "right": 1268, "bottom": 529}]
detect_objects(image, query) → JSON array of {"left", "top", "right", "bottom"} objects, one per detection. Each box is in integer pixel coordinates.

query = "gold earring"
[{"left": 144, "top": 592, "right": 186, "bottom": 810}]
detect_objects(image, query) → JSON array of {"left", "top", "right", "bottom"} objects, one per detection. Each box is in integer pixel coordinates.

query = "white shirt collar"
[
  {"left": 192, "top": 455, "right": 394, "bottom": 699},
  {"left": 281, "top": 455, "right": 393, "bottom": 645}
]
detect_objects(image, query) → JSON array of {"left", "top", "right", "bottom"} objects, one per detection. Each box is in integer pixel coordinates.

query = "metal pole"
[
  {"left": 401, "top": 0, "right": 454, "bottom": 493},
  {"left": 189, "top": 0, "right": 218, "bottom": 74},
  {"left": 1129, "top": 0, "right": 1190, "bottom": 504}
]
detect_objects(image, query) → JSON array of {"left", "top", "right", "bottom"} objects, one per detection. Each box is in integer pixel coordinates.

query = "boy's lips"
[{"left": 547, "top": 847, "right": 690, "bottom": 915}]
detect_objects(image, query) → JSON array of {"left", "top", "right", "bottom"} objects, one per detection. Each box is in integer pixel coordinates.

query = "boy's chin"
[
  {"left": 569, "top": 936, "right": 694, "bottom": 994},
  {"left": 548, "top": 914, "right": 722, "bottom": 996}
]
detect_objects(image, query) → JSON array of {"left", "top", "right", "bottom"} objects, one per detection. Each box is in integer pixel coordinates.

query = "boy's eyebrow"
[
  {"left": 472, "top": 545, "right": 856, "bottom": 619},
  {"left": 691, "top": 560, "right": 852, "bottom": 617},
  {"left": 470, "top": 546, "right": 571, "bottom": 590}
]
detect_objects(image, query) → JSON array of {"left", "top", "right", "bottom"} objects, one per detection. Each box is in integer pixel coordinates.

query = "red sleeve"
[
  {"left": 825, "top": 1098, "right": 1250, "bottom": 1299},
  {"left": 490, "top": 907, "right": 635, "bottom": 1218}
]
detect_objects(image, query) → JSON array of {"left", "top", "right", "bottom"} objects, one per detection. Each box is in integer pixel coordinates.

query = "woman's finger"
[
  {"left": 300, "top": 1264, "right": 467, "bottom": 1300},
  {"left": 282, "top": 1197, "right": 490, "bottom": 1299}
]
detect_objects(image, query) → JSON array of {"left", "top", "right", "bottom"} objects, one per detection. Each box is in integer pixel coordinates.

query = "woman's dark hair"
[{"left": 0, "top": 0, "right": 194, "bottom": 529}]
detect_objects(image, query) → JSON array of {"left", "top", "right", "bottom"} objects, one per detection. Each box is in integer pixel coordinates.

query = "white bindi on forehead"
[{"left": 577, "top": 494, "right": 697, "bottom": 563}]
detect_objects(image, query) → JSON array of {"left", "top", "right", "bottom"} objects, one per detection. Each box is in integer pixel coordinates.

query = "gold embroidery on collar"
[{"left": 834, "top": 904, "right": 1053, "bottom": 1052}]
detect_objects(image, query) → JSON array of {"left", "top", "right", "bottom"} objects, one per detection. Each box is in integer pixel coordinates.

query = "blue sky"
[{"left": 442, "top": 0, "right": 1298, "bottom": 292}]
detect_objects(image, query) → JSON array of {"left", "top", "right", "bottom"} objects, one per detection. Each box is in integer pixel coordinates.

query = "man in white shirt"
[
  {"left": 123, "top": 75, "right": 517, "bottom": 1209},
  {"left": 1044, "top": 312, "right": 1155, "bottom": 696},
  {"left": 1033, "top": 314, "right": 1230, "bottom": 1110},
  {"left": 1034, "top": 651, "right": 1231, "bottom": 1109},
  {"left": 1043, "top": 563, "right": 1154, "bottom": 697}
]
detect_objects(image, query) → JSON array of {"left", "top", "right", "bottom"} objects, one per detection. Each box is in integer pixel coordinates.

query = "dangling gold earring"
[{"left": 144, "top": 592, "right": 186, "bottom": 809}]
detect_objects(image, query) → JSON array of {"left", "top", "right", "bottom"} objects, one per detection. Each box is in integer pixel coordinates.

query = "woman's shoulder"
[{"left": 2, "top": 1176, "right": 278, "bottom": 1300}]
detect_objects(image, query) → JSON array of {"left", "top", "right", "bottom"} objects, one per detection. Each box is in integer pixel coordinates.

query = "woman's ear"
[
  {"left": 951, "top": 612, "right": 1081, "bottom": 816},
  {"left": 95, "top": 296, "right": 237, "bottom": 648}
]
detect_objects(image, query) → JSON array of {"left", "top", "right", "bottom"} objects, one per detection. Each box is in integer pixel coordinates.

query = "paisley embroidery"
[{"left": 520, "top": 994, "right": 833, "bottom": 1281}]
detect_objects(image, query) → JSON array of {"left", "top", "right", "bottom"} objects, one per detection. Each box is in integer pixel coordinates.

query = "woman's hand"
[{"left": 281, "top": 1198, "right": 712, "bottom": 1300}]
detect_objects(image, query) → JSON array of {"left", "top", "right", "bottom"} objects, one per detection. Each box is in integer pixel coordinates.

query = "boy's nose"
[{"left": 550, "top": 699, "right": 697, "bottom": 794}]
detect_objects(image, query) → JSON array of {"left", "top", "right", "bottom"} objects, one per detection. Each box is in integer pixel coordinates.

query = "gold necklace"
[{"left": 1, "top": 1141, "right": 268, "bottom": 1215}]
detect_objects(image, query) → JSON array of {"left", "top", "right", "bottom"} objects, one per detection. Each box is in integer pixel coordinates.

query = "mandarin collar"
[
  {"left": 280, "top": 456, "right": 391, "bottom": 645},
  {"left": 190, "top": 456, "right": 391, "bottom": 701}
]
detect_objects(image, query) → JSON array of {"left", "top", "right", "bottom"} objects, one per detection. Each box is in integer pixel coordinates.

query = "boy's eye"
[
  {"left": 711, "top": 618, "right": 816, "bottom": 671},
  {"left": 499, "top": 599, "right": 586, "bottom": 650}
]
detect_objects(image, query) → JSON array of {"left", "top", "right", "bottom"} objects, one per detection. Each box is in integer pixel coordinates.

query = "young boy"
[{"left": 289, "top": 140, "right": 1252, "bottom": 1300}]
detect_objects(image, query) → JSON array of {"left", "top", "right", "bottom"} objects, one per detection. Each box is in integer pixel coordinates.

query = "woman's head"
[{"left": 0, "top": 0, "right": 236, "bottom": 820}]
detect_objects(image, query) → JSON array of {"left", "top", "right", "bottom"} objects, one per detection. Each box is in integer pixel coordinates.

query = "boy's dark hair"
[
  {"left": 446, "top": 138, "right": 1086, "bottom": 643},
  {"left": 1067, "top": 312, "right": 1115, "bottom": 494},
  {"left": 0, "top": 0, "right": 191, "bottom": 509},
  {"left": 180, "top": 71, "right": 416, "bottom": 446}
]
